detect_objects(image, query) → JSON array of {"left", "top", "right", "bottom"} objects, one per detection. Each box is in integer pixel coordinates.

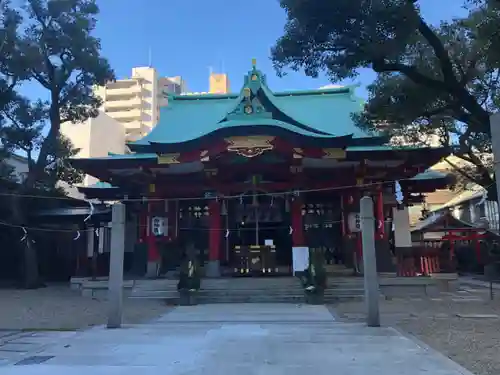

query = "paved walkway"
[{"left": 1, "top": 304, "right": 473, "bottom": 374}]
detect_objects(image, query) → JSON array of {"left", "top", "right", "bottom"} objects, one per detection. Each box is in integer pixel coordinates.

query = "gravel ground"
[
  {"left": 0, "top": 284, "right": 171, "bottom": 330},
  {"left": 330, "top": 287, "right": 500, "bottom": 375}
]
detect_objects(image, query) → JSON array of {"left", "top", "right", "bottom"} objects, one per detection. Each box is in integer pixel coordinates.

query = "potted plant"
[
  {"left": 300, "top": 249, "right": 327, "bottom": 305},
  {"left": 177, "top": 253, "right": 201, "bottom": 306}
]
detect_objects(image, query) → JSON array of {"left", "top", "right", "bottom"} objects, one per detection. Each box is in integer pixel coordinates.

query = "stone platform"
[
  {"left": 71, "top": 273, "right": 459, "bottom": 302},
  {"left": 1, "top": 304, "right": 473, "bottom": 374}
]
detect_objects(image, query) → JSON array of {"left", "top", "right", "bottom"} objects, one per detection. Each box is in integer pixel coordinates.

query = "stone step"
[
  {"left": 129, "top": 276, "right": 367, "bottom": 302},
  {"left": 130, "top": 289, "right": 365, "bottom": 300}
]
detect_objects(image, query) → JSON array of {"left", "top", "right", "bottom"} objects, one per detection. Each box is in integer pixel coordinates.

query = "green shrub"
[
  {"left": 177, "top": 256, "right": 201, "bottom": 292},
  {"left": 300, "top": 249, "right": 327, "bottom": 295}
]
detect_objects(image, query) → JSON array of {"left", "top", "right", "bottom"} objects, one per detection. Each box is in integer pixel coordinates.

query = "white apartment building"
[
  {"left": 60, "top": 111, "right": 126, "bottom": 193},
  {"left": 94, "top": 67, "right": 187, "bottom": 141}
]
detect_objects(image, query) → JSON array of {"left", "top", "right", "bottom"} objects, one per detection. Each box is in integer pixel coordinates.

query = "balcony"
[
  {"left": 105, "top": 84, "right": 142, "bottom": 97},
  {"left": 106, "top": 108, "right": 142, "bottom": 121},
  {"left": 121, "top": 121, "right": 143, "bottom": 130},
  {"left": 105, "top": 97, "right": 142, "bottom": 110}
]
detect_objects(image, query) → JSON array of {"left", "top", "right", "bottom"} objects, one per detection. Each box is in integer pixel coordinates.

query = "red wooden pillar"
[
  {"left": 207, "top": 200, "right": 222, "bottom": 277},
  {"left": 139, "top": 205, "right": 147, "bottom": 243},
  {"left": 340, "top": 194, "right": 347, "bottom": 236},
  {"left": 291, "top": 197, "right": 304, "bottom": 246},
  {"left": 208, "top": 200, "right": 221, "bottom": 262},
  {"left": 165, "top": 200, "right": 177, "bottom": 242},
  {"left": 376, "top": 190, "right": 385, "bottom": 239},
  {"left": 147, "top": 202, "right": 160, "bottom": 263}
]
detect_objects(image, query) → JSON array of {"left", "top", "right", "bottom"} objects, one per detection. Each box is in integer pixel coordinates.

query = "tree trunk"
[{"left": 11, "top": 194, "right": 41, "bottom": 288}]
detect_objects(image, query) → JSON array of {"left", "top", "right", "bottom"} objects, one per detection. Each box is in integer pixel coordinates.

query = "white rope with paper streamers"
[
  {"left": 225, "top": 229, "right": 230, "bottom": 238},
  {"left": 83, "top": 199, "right": 95, "bottom": 223},
  {"left": 95, "top": 228, "right": 99, "bottom": 237},
  {"left": 20, "top": 227, "right": 27, "bottom": 242},
  {"left": 73, "top": 231, "right": 81, "bottom": 241},
  {"left": 289, "top": 226, "right": 293, "bottom": 235}
]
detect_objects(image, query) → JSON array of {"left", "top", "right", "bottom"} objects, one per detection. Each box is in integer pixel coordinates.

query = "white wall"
[{"left": 61, "top": 112, "right": 126, "bottom": 194}]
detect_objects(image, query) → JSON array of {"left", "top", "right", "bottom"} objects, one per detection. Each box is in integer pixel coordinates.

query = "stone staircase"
[
  {"left": 197, "top": 278, "right": 304, "bottom": 304},
  {"left": 326, "top": 277, "right": 365, "bottom": 302},
  {"left": 129, "top": 276, "right": 366, "bottom": 304},
  {"left": 129, "top": 279, "right": 178, "bottom": 301}
]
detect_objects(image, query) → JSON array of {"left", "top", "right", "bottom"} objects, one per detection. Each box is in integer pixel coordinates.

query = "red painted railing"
[{"left": 396, "top": 246, "right": 449, "bottom": 276}]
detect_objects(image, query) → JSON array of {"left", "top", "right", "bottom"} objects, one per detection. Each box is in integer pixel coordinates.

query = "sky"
[
  {"left": 18, "top": 0, "right": 469, "bottom": 102},
  {"left": 91, "top": 0, "right": 469, "bottom": 98}
]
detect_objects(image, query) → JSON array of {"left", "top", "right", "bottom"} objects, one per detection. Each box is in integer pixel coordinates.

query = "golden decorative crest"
[
  {"left": 323, "top": 148, "right": 346, "bottom": 159},
  {"left": 157, "top": 153, "right": 180, "bottom": 164},
  {"left": 226, "top": 136, "right": 274, "bottom": 158}
]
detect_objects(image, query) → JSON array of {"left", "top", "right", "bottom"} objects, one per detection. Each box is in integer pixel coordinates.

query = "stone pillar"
[
  {"left": 107, "top": 203, "right": 125, "bottom": 329},
  {"left": 206, "top": 200, "right": 221, "bottom": 277},
  {"left": 393, "top": 206, "right": 414, "bottom": 276},
  {"left": 360, "top": 196, "right": 380, "bottom": 327},
  {"left": 291, "top": 197, "right": 304, "bottom": 246},
  {"left": 393, "top": 206, "right": 412, "bottom": 249}
]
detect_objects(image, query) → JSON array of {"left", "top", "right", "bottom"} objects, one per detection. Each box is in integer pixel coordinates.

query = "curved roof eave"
[{"left": 145, "top": 121, "right": 354, "bottom": 153}]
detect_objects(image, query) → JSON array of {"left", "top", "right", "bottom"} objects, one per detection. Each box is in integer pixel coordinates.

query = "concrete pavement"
[{"left": 1, "top": 303, "right": 473, "bottom": 374}]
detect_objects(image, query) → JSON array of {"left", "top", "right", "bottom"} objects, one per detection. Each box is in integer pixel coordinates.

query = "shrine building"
[{"left": 71, "top": 61, "right": 452, "bottom": 278}]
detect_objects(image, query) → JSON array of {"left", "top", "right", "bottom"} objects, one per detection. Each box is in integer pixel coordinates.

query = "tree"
[
  {"left": 0, "top": 0, "right": 114, "bottom": 288},
  {"left": 353, "top": 18, "right": 499, "bottom": 199},
  {"left": 271, "top": 0, "right": 499, "bottom": 197},
  {"left": 271, "top": 0, "right": 493, "bottom": 134}
]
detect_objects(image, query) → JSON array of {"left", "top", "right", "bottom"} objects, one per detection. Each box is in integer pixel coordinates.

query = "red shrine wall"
[{"left": 138, "top": 189, "right": 396, "bottom": 274}]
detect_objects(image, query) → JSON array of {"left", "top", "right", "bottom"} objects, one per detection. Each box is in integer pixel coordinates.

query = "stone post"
[
  {"left": 360, "top": 196, "right": 380, "bottom": 327},
  {"left": 393, "top": 206, "right": 412, "bottom": 249},
  {"left": 107, "top": 203, "right": 126, "bottom": 329},
  {"left": 490, "top": 113, "right": 500, "bottom": 216}
]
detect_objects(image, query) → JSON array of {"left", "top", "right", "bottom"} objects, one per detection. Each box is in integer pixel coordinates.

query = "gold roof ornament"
[{"left": 252, "top": 58, "right": 257, "bottom": 67}]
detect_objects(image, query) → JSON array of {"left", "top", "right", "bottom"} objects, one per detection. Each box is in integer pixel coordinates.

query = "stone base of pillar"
[
  {"left": 146, "top": 261, "right": 159, "bottom": 278},
  {"left": 205, "top": 260, "right": 221, "bottom": 278}
]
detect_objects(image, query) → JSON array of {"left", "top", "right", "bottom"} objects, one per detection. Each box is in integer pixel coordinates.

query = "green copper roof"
[
  {"left": 129, "top": 63, "right": 381, "bottom": 151},
  {"left": 80, "top": 153, "right": 157, "bottom": 161},
  {"left": 85, "top": 181, "right": 117, "bottom": 189},
  {"left": 217, "top": 118, "right": 341, "bottom": 138},
  {"left": 410, "top": 170, "right": 449, "bottom": 181}
]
